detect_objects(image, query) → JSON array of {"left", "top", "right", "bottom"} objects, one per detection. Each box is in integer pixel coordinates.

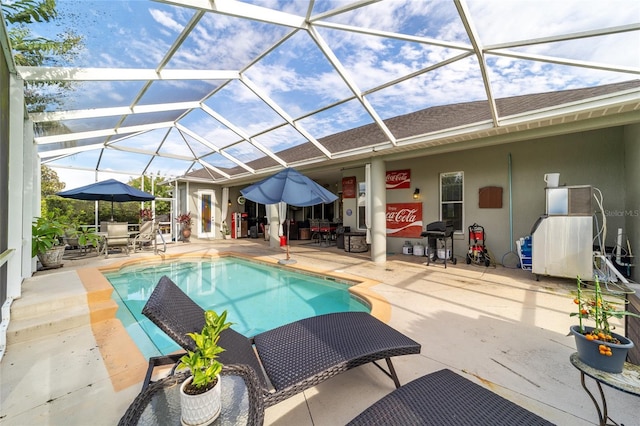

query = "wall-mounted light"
[
  {"left": 413, "top": 188, "right": 420, "bottom": 200},
  {"left": 228, "top": 199, "right": 232, "bottom": 206}
]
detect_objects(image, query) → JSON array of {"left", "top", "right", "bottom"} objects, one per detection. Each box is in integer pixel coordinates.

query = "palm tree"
[{"left": 3, "top": 0, "right": 83, "bottom": 112}]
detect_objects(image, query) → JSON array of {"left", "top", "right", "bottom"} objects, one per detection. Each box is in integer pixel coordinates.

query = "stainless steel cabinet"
[{"left": 532, "top": 215, "right": 593, "bottom": 279}]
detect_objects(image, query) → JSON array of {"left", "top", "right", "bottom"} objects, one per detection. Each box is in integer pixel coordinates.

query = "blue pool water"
[{"left": 105, "top": 257, "right": 369, "bottom": 358}]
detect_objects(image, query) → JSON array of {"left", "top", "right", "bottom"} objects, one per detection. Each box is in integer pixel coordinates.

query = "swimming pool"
[{"left": 105, "top": 256, "right": 370, "bottom": 359}]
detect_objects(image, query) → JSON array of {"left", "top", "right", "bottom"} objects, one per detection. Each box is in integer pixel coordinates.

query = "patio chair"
[
  {"left": 347, "top": 368, "right": 553, "bottom": 425},
  {"left": 104, "top": 223, "right": 130, "bottom": 258},
  {"left": 309, "top": 218, "right": 321, "bottom": 244},
  {"left": 318, "top": 219, "right": 334, "bottom": 246},
  {"left": 141, "top": 276, "right": 421, "bottom": 408},
  {"left": 132, "top": 221, "right": 157, "bottom": 253}
]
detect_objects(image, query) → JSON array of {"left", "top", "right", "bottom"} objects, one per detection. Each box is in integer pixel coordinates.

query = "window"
[
  {"left": 440, "top": 171, "right": 463, "bottom": 232},
  {"left": 357, "top": 181, "right": 367, "bottom": 230},
  {"left": 312, "top": 202, "right": 334, "bottom": 221}
]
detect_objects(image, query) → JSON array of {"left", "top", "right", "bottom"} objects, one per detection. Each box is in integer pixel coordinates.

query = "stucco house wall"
[
  {"left": 384, "top": 126, "right": 627, "bottom": 263},
  {"left": 185, "top": 123, "right": 636, "bottom": 283},
  {"left": 181, "top": 182, "right": 246, "bottom": 239},
  {"left": 340, "top": 169, "right": 366, "bottom": 234},
  {"left": 181, "top": 182, "right": 219, "bottom": 239}
]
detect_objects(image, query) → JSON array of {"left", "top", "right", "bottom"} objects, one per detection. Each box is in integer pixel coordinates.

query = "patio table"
[
  {"left": 118, "top": 364, "right": 264, "bottom": 426},
  {"left": 570, "top": 352, "right": 640, "bottom": 426}
]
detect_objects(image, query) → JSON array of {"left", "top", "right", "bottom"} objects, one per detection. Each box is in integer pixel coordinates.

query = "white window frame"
[{"left": 439, "top": 171, "right": 464, "bottom": 233}]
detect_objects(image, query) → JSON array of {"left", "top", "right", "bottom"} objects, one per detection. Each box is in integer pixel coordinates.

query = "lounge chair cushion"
[{"left": 347, "top": 368, "right": 553, "bottom": 426}]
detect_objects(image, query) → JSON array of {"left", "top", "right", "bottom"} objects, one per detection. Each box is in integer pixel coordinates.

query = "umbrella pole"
[
  {"left": 279, "top": 218, "right": 296, "bottom": 265},
  {"left": 286, "top": 220, "right": 291, "bottom": 260}
]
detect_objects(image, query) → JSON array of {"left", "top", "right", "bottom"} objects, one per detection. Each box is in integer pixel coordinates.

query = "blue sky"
[{"left": 12, "top": 0, "right": 640, "bottom": 188}]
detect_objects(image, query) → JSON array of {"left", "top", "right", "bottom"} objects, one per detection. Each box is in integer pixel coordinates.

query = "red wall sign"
[
  {"left": 386, "top": 203, "right": 423, "bottom": 238},
  {"left": 342, "top": 176, "right": 357, "bottom": 198},
  {"left": 386, "top": 169, "right": 411, "bottom": 189}
]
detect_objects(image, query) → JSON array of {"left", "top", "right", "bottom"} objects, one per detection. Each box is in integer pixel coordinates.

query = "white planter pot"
[{"left": 180, "top": 375, "right": 222, "bottom": 426}]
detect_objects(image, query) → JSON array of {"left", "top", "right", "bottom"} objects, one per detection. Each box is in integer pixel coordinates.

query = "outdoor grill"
[
  {"left": 420, "top": 221, "right": 456, "bottom": 267},
  {"left": 422, "top": 221, "right": 453, "bottom": 236}
]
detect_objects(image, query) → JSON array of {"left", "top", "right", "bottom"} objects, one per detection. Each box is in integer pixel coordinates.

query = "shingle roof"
[{"left": 185, "top": 79, "right": 639, "bottom": 181}]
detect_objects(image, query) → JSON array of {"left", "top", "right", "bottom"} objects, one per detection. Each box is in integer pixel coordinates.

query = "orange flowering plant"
[{"left": 571, "top": 276, "right": 638, "bottom": 346}]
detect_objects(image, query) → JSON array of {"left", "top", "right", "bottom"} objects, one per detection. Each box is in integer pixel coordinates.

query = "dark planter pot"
[
  {"left": 570, "top": 325, "right": 634, "bottom": 373},
  {"left": 181, "top": 227, "right": 191, "bottom": 242}
]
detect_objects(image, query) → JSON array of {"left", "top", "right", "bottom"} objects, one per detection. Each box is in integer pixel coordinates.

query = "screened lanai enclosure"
[
  {"left": 2, "top": 1, "right": 640, "bottom": 360},
  {"left": 13, "top": 0, "right": 639, "bottom": 184}
]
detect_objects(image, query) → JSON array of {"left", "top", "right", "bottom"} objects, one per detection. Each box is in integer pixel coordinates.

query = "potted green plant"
[
  {"left": 177, "top": 310, "right": 232, "bottom": 426},
  {"left": 32, "top": 214, "right": 67, "bottom": 268},
  {"left": 569, "top": 276, "right": 638, "bottom": 373},
  {"left": 33, "top": 216, "right": 103, "bottom": 267},
  {"left": 176, "top": 212, "right": 192, "bottom": 242},
  {"left": 63, "top": 223, "right": 102, "bottom": 252}
]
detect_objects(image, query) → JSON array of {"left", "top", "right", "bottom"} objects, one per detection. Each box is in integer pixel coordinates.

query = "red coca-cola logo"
[
  {"left": 386, "top": 169, "right": 410, "bottom": 189},
  {"left": 386, "top": 208, "right": 418, "bottom": 223},
  {"left": 386, "top": 203, "right": 422, "bottom": 238},
  {"left": 387, "top": 172, "right": 408, "bottom": 182}
]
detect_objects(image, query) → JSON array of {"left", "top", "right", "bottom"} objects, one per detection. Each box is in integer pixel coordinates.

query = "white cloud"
[
  {"left": 149, "top": 8, "right": 185, "bottom": 33},
  {"left": 28, "top": 0, "right": 640, "bottom": 185},
  {"left": 52, "top": 167, "right": 130, "bottom": 191}
]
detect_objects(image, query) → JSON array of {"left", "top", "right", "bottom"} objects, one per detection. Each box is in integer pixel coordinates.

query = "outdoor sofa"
[{"left": 140, "top": 276, "right": 422, "bottom": 408}]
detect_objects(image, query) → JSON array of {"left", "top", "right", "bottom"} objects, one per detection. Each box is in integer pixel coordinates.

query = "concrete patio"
[{"left": 1, "top": 238, "right": 638, "bottom": 425}]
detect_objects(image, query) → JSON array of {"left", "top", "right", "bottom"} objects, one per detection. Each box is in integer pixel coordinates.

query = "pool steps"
[{"left": 7, "top": 268, "right": 118, "bottom": 345}]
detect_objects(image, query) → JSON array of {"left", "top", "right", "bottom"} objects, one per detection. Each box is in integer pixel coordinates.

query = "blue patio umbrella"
[
  {"left": 57, "top": 178, "right": 155, "bottom": 220},
  {"left": 241, "top": 168, "right": 338, "bottom": 263},
  {"left": 240, "top": 168, "right": 337, "bottom": 207}
]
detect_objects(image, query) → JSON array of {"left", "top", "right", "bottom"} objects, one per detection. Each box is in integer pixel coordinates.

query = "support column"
[
  {"left": 9, "top": 73, "right": 27, "bottom": 294},
  {"left": 370, "top": 158, "right": 387, "bottom": 264},
  {"left": 267, "top": 204, "right": 280, "bottom": 249}
]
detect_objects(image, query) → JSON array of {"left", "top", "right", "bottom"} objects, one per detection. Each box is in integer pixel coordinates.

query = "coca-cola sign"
[
  {"left": 386, "top": 203, "right": 423, "bottom": 238},
  {"left": 342, "top": 176, "right": 356, "bottom": 198},
  {"left": 386, "top": 169, "right": 411, "bottom": 189}
]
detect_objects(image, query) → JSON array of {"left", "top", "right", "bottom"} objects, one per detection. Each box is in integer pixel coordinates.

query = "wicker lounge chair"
[
  {"left": 141, "top": 276, "right": 421, "bottom": 408},
  {"left": 347, "top": 368, "right": 554, "bottom": 425}
]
